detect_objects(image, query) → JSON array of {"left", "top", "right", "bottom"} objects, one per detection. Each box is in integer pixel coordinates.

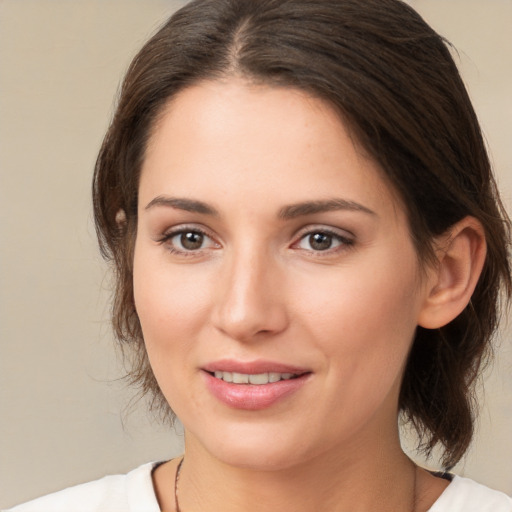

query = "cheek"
[
  {"left": 293, "top": 263, "right": 421, "bottom": 442},
  {"left": 133, "top": 247, "right": 211, "bottom": 356},
  {"left": 132, "top": 250, "right": 215, "bottom": 413},
  {"left": 297, "top": 249, "right": 422, "bottom": 382}
]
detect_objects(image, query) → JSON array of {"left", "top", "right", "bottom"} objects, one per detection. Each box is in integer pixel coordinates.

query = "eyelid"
[
  {"left": 157, "top": 223, "right": 221, "bottom": 254},
  {"left": 293, "top": 224, "right": 355, "bottom": 242},
  {"left": 291, "top": 225, "right": 355, "bottom": 253}
]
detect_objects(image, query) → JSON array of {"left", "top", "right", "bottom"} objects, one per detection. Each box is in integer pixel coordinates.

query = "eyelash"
[
  {"left": 157, "top": 226, "right": 218, "bottom": 257},
  {"left": 157, "top": 226, "right": 355, "bottom": 257},
  {"left": 293, "top": 228, "right": 355, "bottom": 256}
]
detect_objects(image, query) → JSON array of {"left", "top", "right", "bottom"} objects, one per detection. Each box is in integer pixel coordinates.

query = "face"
[{"left": 134, "top": 79, "right": 431, "bottom": 470}]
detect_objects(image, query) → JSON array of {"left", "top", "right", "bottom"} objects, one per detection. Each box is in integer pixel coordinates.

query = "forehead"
[{"left": 140, "top": 78, "right": 402, "bottom": 223}]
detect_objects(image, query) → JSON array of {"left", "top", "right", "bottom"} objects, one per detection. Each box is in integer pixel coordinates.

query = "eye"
[
  {"left": 175, "top": 231, "right": 206, "bottom": 251},
  {"left": 160, "top": 227, "right": 219, "bottom": 255},
  {"left": 295, "top": 229, "right": 353, "bottom": 252}
]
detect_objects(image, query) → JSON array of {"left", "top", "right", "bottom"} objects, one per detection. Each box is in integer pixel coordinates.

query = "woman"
[{"left": 9, "top": 0, "right": 512, "bottom": 510}]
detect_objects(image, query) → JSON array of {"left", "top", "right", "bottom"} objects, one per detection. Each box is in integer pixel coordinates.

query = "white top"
[{"left": 6, "top": 462, "right": 512, "bottom": 512}]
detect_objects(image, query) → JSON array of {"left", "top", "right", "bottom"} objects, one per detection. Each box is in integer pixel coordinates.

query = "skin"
[{"left": 133, "top": 78, "right": 485, "bottom": 511}]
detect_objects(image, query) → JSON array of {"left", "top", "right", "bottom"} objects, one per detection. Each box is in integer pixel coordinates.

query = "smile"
[
  {"left": 203, "top": 364, "right": 311, "bottom": 410},
  {"left": 212, "top": 371, "right": 298, "bottom": 385}
]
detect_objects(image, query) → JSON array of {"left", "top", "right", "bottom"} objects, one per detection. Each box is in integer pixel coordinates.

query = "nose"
[{"left": 212, "top": 247, "right": 289, "bottom": 342}]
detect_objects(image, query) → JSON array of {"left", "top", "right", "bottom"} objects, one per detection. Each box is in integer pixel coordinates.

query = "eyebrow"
[
  {"left": 278, "top": 199, "right": 377, "bottom": 219},
  {"left": 144, "top": 196, "right": 219, "bottom": 216},
  {"left": 144, "top": 196, "right": 376, "bottom": 219}
]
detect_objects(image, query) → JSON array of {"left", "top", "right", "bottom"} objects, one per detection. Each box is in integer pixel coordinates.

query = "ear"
[
  {"left": 418, "top": 216, "right": 487, "bottom": 329},
  {"left": 115, "top": 208, "right": 127, "bottom": 227}
]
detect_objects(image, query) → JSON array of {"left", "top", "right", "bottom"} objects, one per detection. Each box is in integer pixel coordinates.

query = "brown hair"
[{"left": 93, "top": 0, "right": 511, "bottom": 469}]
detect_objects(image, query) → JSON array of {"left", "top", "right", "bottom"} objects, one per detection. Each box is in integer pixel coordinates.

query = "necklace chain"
[
  {"left": 174, "top": 457, "right": 418, "bottom": 512},
  {"left": 175, "top": 458, "right": 184, "bottom": 512}
]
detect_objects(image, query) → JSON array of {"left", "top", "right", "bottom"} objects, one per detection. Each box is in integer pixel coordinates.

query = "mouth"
[
  {"left": 209, "top": 371, "right": 301, "bottom": 385},
  {"left": 201, "top": 360, "right": 311, "bottom": 410}
]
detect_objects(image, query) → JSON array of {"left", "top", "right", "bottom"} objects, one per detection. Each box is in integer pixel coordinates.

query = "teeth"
[
  {"left": 269, "top": 372, "right": 280, "bottom": 383},
  {"left": 213, "top": 371, "right": 298, "bottom": 384},
  {"left": 214, "top": 371, "right": 233, "bottom": 382},
  {"left": 233, "top": 372, "right": 249, "bottom": 384},
  {"left": 249, "top": 373, "right": 268, "bottom": 384}
]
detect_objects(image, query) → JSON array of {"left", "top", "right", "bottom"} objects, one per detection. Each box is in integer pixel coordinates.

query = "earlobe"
[
  {"left": 115, "top": 208, "right": 127, "bottom": 226},
  {"left": 418, "top": 217, "right": 487, "bottom": 329}
]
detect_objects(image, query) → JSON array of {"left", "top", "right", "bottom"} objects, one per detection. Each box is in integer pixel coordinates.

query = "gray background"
[{"left": 1, "top": 0, "right": 511, "bottom": 508}]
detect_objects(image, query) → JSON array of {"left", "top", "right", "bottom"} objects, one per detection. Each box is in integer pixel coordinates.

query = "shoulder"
[
  {"left": 429, "top": 475, "right": 512, "bottom": 512},
  {"left": 5, "top": 462, "right": 161, "bottom": 512}
]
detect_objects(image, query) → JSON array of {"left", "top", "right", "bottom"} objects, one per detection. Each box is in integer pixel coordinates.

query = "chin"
[
  {"left": 215, "top": 446, "right": 308, "bottom": 472},
  {"left": 187, "top": 420, "right": 324, "bottom": 472}
]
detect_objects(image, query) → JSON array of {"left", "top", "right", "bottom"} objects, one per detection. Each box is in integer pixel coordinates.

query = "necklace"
[
  {"left": 173, "top": 457, "right": 418, "bottom": 512},
  {"left": 175, "top": 458, "right": 184, "bottom": 512}
]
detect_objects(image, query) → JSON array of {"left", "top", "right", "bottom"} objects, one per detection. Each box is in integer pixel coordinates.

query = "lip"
[
  {"left": 202, "top": 359, "right": 309, "bottom": 375},
  {"left": 201, "top": 359, "right": 311, "bottom": 411}
]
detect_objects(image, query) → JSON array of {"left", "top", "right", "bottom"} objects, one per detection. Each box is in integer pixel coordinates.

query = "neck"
[{"left": 174, "top": 429, "right": 417, "bottom": 512}]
